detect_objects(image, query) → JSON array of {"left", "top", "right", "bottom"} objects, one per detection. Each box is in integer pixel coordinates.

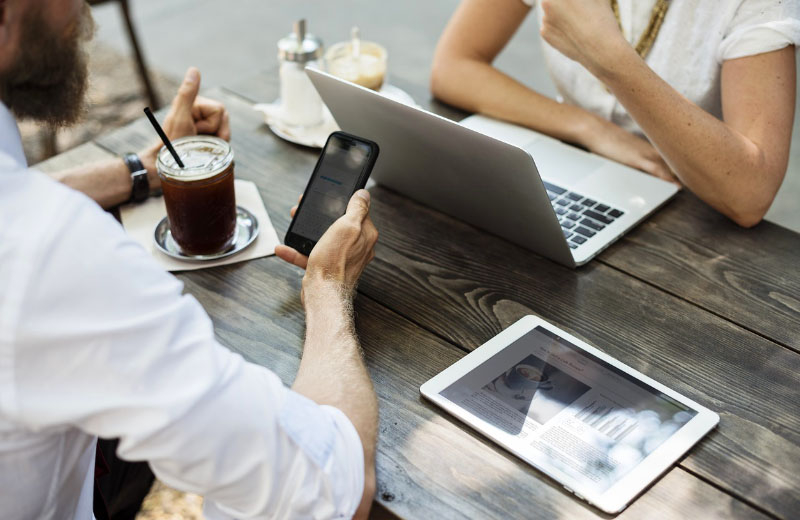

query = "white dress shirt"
[
  {"left": 0, "top": 102, "right": 364, "bottom": 519},
  {"left": 522, "top": 0, "right": 800, "bottom": 136}
]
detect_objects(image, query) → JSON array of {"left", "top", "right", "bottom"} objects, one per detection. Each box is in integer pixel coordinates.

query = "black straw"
[{"left": 143, "top": 107, "right": 184, "bottom": 168}]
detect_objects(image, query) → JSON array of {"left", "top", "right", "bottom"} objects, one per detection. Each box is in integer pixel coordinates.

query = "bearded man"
[{"left": 0, "top": 1, "right": 380, "bottom": 519}]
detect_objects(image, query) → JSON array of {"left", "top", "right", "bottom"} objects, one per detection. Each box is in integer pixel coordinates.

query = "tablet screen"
[{"left": 439, "top": 326, "right": 697, "bottom": 494}]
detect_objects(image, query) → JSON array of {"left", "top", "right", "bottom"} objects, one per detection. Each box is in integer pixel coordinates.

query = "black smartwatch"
[{"left": 123, "top": 153, "right": 149, "bottom": 204}]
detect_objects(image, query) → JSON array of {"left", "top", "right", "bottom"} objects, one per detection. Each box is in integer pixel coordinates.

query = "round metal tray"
[{"left": 154, "top": 206, "right": 259, "bottom": 262}]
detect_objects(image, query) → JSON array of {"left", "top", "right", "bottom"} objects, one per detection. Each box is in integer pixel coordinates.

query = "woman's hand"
[
  {"left": 539, "top": 0, "right": 627, "bottom": 73},
  {"left": 581, "top": 116, "right": 681, "bottom": 187}
]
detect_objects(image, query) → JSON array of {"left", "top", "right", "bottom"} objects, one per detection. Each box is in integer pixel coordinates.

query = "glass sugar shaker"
[{"left": 277, "top": 19, "right": 324, "bottom": 127}]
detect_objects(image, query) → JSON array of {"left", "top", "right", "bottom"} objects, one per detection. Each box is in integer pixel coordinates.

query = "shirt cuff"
[{"left": 320, "top": 404, "right": 365, "bottom": 519}]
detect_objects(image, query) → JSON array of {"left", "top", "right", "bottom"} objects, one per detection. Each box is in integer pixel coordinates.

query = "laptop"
[{"left": 307, "top": 69, "right": 678, "bottom": 267}]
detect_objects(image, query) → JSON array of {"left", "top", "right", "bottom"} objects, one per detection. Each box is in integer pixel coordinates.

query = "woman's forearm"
[
  {"left": 431, "top": 56, "right": 602, "bottom": 147},
  {"left": 590, "top": 42, "right": 794, "bottom": 227}
]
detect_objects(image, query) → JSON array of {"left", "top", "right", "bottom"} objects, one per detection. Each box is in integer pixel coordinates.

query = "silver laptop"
[{"left": 307, "top": 69, "right": 678, "bottom": 267}]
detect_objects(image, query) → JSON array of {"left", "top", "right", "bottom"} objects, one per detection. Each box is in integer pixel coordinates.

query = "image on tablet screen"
[{"left": 440, "top": 326, "right": 697, "bottom": 493}]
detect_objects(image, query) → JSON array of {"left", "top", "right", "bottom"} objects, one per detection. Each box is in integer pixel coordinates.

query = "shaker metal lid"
[{"left": 278, "top": 19, "right": 323, "bottom": 63}]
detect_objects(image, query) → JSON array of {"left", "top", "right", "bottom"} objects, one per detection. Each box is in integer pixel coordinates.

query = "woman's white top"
[{"left": 522, "top": 0, "right": 800, "bottom": 136}]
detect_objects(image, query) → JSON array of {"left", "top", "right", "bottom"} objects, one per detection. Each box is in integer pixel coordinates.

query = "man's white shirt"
[{"left": 0, "top": 103, "right": 364, "bottom": 519}]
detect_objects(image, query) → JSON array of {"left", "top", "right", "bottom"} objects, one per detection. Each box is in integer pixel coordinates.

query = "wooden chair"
[{"left": 87, "top": 0, "right": 161, "bottom": 110}]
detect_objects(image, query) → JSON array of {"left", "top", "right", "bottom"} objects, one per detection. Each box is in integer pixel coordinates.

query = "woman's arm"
[
  {"left": 432, "top": 0, "right": 588, "bottom": 144},
  {"left": 432, "top": 0, "right": 678, "bottom": 184},
  {"left": 539, "top": 0, "right": 796, "bottom": 227}
]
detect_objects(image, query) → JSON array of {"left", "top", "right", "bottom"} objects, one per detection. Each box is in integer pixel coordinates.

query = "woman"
[{"left": 431, "top": 0, "right": 799, "bottom": 227}]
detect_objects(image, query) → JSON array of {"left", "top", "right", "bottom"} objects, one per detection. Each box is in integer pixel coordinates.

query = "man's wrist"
[
  {"left": 303, "top": 276, "right": 354, "bottom": 310},
  {"left": 138, "top": 142, "right": 162, "bottom": 194},
  {"left": 302, "top": 277, "right": 359, "bottom": 354}
]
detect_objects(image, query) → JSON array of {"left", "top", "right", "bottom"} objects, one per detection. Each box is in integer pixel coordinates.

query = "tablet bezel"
[{"left": 420, "top": 315, "right": 719, "bottom": 514}]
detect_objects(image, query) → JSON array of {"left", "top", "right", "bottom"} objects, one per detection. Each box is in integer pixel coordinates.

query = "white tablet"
[{"left": 420, "top": 315, "right": 719, "bottom": 514}]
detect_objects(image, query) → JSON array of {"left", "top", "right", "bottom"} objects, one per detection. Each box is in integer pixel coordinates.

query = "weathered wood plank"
[
  {"left": 176, "top": 249, "right": 769, "bottom": 520},
  {"left": 599, "top": 191, "right": 800, "bottom": 351},
  {"left": 363, "top": 184, "right": 800, "bottom": 517},
  {"left": 226, "top": 70, "right": 800, "bottom": 353},
  {"left": 92, "top": 90, "right": 798, "bottom": 518}
]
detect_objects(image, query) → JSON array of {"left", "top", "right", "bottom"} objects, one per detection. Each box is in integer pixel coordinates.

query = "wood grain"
[
  {"left": 227, "top": 70, "right": 800, "bottom": 353},
  {"left": 175, "top": 247, "right": 769, "bottom": 520},
  {"left": 599, "top": 191, "right": 800, "bottom": 352},
  {"left": 91, "top": 88, "right": 796, "bottom": 518},
  {"left": 361, "top": 184, "right": 800, "bottom": 519}
]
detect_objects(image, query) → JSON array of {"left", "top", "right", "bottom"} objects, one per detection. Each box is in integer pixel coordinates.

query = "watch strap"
[{"left": 123, "top": 153, "right": 149, "bottom": 204}]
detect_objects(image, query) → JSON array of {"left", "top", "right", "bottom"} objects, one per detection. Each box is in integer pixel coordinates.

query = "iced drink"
[{"left": 157, "top": 136, "right": 236, "bottom": 255}]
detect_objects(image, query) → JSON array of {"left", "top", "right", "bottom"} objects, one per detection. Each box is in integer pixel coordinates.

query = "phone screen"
[{"left": 291, "top": 134, "right": 375, "bottom": 242}]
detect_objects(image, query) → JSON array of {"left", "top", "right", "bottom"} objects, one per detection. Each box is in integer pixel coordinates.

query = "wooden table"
[{"left": 36, "top": 71, "right": 800, "bottom": 519}]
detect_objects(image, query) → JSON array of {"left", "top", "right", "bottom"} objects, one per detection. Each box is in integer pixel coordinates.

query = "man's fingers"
[
  {"left": 287, "top": 194, "right": 303, "bottom": 217},
  {"left": 175, "top": 67, "right": 201, "bottom": 109},
  {"left": 218, "top": 111, "right": 231, "bottom": 141},
  {"left": 363, "top": 217, "right": 379, "bottom": 246},
  {"left": 345, "top": 190, "right": 370, "bottom": 223},
  {"left": 275, "top": 244, "right": 309, "bottom": 269},
  {"left": 195, "top": 111, "right": 223, "bottom": 135}
]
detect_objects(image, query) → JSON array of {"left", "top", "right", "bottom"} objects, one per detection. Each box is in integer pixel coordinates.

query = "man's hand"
[
  {"left": 139, "top": 67, "right": 231, "bottom": 190},
  {"left": 275, "top": 190, "right": 379, "bottom": 299},
  {"left": 582, "top": 116, "right": 681, "bottom": 187},
  {"left": 539, "top": 0, "right": 627, "bottom": 73},
  {"left": 161, "top": 67, "right": 231, "bottom": 141}
]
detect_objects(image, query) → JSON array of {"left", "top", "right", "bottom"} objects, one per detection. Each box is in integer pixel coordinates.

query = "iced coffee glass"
[
  {"left": 156, "top": 136, "right": 237, "bottom": 255},
  {"left": 325, "top": 41, "right": 387, "bottom": 91}
]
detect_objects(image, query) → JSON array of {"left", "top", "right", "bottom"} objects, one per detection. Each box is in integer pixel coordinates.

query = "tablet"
[{"left": 420, "top": 315, "right": 719, "bottom": 514}]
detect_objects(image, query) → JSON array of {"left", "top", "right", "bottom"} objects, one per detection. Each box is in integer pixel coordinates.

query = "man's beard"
[{"left": 0, "top": 3, "right": 95, "bottom": 127}]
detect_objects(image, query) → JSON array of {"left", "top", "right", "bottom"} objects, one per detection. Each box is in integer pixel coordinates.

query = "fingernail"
[
  {"left": 356, "top": 190, "right": 370, "bottom": 202},
  {"left": 186, "top": 67, "right": 200, "bottom": 83}
]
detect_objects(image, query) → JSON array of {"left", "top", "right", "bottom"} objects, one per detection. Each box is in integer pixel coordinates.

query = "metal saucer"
[{"left": 153, "top": 206, "right": 260, "bottom": 262}]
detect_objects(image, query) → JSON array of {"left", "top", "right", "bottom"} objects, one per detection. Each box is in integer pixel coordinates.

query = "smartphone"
[{"left": 285, "top": 131, "right": 380, "bottom": 256}]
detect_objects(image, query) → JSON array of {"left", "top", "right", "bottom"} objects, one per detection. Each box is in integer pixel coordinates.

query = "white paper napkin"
[{"left": 120, "top": 179, "right": 280, "bottom": 272}]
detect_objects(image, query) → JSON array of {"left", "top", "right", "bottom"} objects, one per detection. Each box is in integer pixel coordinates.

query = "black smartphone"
[{"left": 285, "top": 131, "right": 380, "bottom": 256}]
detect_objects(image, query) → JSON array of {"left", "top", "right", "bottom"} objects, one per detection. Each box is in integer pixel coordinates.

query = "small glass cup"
[
  {"left": 325, "top": 40, "right": 388, "bottom": 91},
  {"left": 156, "top": 136, "right": 237, "bottom": 255}
]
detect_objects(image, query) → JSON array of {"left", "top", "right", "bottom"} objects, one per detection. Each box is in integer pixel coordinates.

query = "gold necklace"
[{"left": 611, "top": 0, "right": 671, "bottom": 59}]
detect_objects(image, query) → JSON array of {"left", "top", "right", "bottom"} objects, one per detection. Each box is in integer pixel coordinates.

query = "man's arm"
[
  {"left": 47, "top": 148, "right": 159, "bottom": 208},
  {"left": 293, "top": 283, "right": 378, "bottom": 519},
  {"left": 276, "top": 190, "right": 380, "bottom": 519},
  {"left": 6, "top": 179, "right": 375, "bottom": 518}
]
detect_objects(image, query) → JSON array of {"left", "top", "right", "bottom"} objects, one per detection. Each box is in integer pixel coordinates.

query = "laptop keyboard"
[{"left": 542, "top": 181, "right": 625, "bottom": 250}]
